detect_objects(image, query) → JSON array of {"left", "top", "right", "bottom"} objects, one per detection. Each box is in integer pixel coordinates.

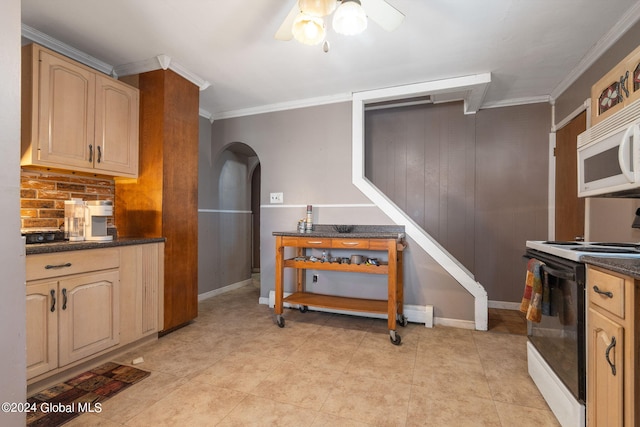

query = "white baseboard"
[
  {"left": 488, "top": 300, "right": 521, "bottom": 310},
  {"left": 433, "top": 317, "right": 476, "bottom": 330},
  {"left": 198, "top": 279, "right": 253, "bottom": 301},
  {"left": 264, "top": 290, "right": 434, "bottom": 327}
]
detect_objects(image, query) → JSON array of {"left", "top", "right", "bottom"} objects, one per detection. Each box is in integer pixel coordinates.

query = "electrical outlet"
[
  {"left": 313, "top": 274, "right": 318, "bottom": 283},
  {"left": 270, "top": 192, "right": 283, "bottom": 204}
]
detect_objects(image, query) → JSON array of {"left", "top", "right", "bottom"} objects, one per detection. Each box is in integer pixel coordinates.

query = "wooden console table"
[{"left": 273, "top": 225, "right": 406, "bottom": 345}]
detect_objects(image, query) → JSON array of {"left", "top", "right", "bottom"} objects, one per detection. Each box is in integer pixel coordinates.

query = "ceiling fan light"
[
  {"left": 292, "top": 13, "right": 326, "bottom": 45},
  {"left": 332, "top": 0, "right": 367, "bottom": 35},
  {"left": 298, "top": 0, "right": 337, "bottom": 17}
]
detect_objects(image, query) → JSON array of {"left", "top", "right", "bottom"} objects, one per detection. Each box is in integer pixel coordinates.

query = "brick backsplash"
[{"left": 20, "top": 169, "right": 115, "bottom": 230}]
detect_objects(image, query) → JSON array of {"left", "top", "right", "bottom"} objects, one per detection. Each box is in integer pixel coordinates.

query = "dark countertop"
[
  {"left": 25, "top": 237, "right": 165, "bottom": 255},
  {"left": 273, "top": 224, "right": 405, "bottom": 240},
  {"left": 583, "top": 256, "right": 640, "bottom": 279}
]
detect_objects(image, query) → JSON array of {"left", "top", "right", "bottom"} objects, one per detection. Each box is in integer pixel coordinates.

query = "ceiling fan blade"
[
  {"left": 361, "top": 0, "right": 404, "bottom": 32},
  {"left": 275, "top": 2, "right": 299, "bottom": 41}
]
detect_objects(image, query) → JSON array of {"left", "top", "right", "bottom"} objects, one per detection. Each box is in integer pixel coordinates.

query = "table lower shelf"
[{"left": 283, "top": 292, "right": 389, "bottom": 314}]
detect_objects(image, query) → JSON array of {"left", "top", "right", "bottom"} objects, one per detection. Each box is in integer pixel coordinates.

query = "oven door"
[
  {"left": 525, "top": 249, "right": 586, "bottom": 403},
  {"left": 578, "top": 122, "right": 640, "bottom": 197}
]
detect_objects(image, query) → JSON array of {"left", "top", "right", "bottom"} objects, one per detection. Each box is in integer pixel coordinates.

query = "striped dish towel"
[{"left": 520, "top": 258, "right": 545, "bottom": 323}]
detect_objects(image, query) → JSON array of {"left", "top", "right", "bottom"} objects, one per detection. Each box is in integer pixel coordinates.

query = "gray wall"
[
  {"left": 211, "top": 102, "right": 475, "bottom": 322},
  {"left": 1, "top": 0, "right": 27, "bottom": 424},
  {"left": 475, "top": 104, "right": 551, "bottom": 302},
  {"left": 366, "top": 101, "right": 551, "bottom": 303},
  {"left": 555, "top": 20, "right": 640, "bottom": 242},
  {"left": 198, "top": 116, "right": 254, "bottom": 295}
]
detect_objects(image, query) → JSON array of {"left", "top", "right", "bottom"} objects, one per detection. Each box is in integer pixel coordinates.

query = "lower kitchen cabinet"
[
  {"left": 26, "top": 280, "right": 58, "bottom": 378},
  {"left": 57, "top": 270, "right": 119, "bottom": 366},
  {"left": 118, "top": 243, "right": 164, "bottom": 345},
  {"left": 26, "top": 242, "right": 163, "bottom": 383},
  {"left": 586, "top": 266, "right": 639, "bottom": 427},
  {"left": 26, "top": 270, "right": 119, "bottom": 378},
  {"left": 587, "top": 307, "right": 624, "bottom": 425}
]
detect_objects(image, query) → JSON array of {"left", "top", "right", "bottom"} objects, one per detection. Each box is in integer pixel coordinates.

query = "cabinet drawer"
[
  {"left": 331, "top": 239, "right": 369, "bottom": 250},
  {"left": 26, "top": 248, "right": 120, "bottom": 281},
  {"left": 281, "top": 236, "right": 332, "bottom": 247},
  {"left": 588, "top": 268, "right": 625, "bottom": 318},
  {"left": 369, "top": 239, "right": 393, "bottom": 250}
]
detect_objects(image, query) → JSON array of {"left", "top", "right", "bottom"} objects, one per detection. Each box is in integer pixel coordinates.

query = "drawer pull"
[
  {"left": 605, "top": 336, "right": 617, "bottom": 376},
  {"left": 307, "top": 241, "right": 323, "bottom": 244},
  {"left": 593, "top": 285, "right": 613, "bottom": 298},
  {"left": 62, "top": 288, "right": 67, "bottom": 310},
  {"left": 341, "top": 242, "right": 360, "bottom": 246},
  {"left": 45, "top": 263, "right": 72, "bottom": 270},
  {"left": 50, "top": 289, "right": 56, "bottom": 312}
]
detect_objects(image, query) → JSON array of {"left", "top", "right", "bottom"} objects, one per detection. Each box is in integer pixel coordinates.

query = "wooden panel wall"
[
  {"left": 365, "top": 102, "right": 550, "bottom": 302},
  {"left": 365, "top": 102, "right": 476, "bottom": 271},
  {"left": 115, "top": 69, "right": 199, "bottom": 332}
]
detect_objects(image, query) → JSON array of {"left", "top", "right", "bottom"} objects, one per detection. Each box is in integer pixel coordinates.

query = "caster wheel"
[
  {"left": 397, "top": 315, "right": 408, "bottom": 327},
  {"left": 276, "top": 316, "right": 285, "bottom": 328},
  {"left": 299, "top": 305, "right": 308, "bottom": 313},
  {"left": 389, "top": 331, "right": 402, "bottom": 346}
]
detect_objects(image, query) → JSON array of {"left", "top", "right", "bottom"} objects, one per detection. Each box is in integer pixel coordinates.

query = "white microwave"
[{"left": 577, "top": 99, "right": 640, "bottom": 197}]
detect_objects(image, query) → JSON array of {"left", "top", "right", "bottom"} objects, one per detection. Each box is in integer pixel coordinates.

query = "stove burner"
[
  {"left": 590, "top": 242, "right": 640, "bottom": 248},
  {"left": 571, "top": 246, "right": 640, "bottom": 254},
  {"left": 542, "top": 241, "right": 584, "bottom": 246}
]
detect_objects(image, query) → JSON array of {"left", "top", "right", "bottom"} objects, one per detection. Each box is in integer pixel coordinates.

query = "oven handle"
[
  {"left": 541, "top": 265, "right": 575, "bottom": 282},
  {"left": 523, "top": 254, "right": 576, "bottom": 281}
]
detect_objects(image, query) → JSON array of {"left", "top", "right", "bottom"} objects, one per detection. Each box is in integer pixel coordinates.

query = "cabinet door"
[
  {"left": 26, "top": 281, "right": 58, "bottom": 379},
  {"left": 624, "top": 46, "right": 640, "bottom": 107},
  {"left": 37, "top": 48, "right": 95, "bottom": 168},
  {"left": 94, "top": 74, "right": 139, "bottom": 176},
  {"left": 118, "top": 243, "right": 162, "bottom": 345},
  {"left": 588, "top": 307, "right": 624, "bottom": 427},
  {"left": 58, "top": 270, "right": 120, "bottom": 366}
]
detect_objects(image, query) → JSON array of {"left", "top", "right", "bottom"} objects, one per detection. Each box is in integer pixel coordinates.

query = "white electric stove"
[
  {"left": 523, "top": 239, "right": 640, "bottom": 427},
  {"left": 526, "top": 240, "right": 640, "bottom": 262}
]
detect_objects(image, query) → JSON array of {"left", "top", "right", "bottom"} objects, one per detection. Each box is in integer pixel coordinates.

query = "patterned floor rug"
[{"left": 27, "top": 362, "right": 150, "bottom": 426}]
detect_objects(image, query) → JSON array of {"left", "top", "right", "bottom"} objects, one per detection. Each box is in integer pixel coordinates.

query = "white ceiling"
[{"left": 21, "top": 0, "right": 640, "bottom": 120}]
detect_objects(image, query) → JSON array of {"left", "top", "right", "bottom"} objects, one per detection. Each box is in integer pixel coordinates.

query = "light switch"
[{"left": 270, "top": 192, "right": 283, "bottom": 204}]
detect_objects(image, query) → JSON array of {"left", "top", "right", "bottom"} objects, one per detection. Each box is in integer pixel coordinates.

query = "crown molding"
[
  {"left": 212, "top": 74, "right": 492, "bottom": 120},
  {"left": 481, "top": 95, "right": 551, "bottom": 109},
  {"left": 21, "top": 24, "right": 211, "bottom": 92},
  {"left": 113, "top": 55, "right": 211, "bottom": 91},
  {"left": 21, "top": 24, "right": 115, "bottom": 76},
  {"left": 199, "top": 108, "right": 213, "bottom": 122},
  {"left": 550, "top": 2, "right": 640, "bottom": 101},
  {"left": 211, "top": 92, "right": 353, "bottom": 120}
]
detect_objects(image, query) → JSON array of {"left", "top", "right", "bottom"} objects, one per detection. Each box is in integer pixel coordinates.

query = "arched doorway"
[{"left": 215, "top": 142, "right": 260, "bottom": 285}]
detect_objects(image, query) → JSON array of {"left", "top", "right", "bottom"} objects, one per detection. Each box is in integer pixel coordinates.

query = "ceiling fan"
[{"left": 275, "top": 0, "right": 404, "bottom": 49}]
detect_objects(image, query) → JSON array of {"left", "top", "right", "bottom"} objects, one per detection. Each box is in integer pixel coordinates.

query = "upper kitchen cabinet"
[
  {"left": 591, "top": 44, "right": 640, "bottom": 126},
  {"left": 21, "top": 43, "right": 139, "bottom": 178}
]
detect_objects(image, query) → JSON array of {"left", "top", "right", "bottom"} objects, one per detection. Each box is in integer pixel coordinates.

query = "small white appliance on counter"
[
  {"left": 64, "top": 198, "right": 85, "bottom": 241},
  {"left": 85, "top": 200, "right": 113, "bottom": 241},
  {"left": 63, "top": 199, "right": 113, "bottom": 242},
  {"left": 578, "top": 98, "right": 640, "bottom": 197}
]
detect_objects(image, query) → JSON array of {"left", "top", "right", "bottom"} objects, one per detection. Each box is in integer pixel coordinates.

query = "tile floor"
[{"left": 65, "top": 278, "right": 560, "bottom": 426}]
